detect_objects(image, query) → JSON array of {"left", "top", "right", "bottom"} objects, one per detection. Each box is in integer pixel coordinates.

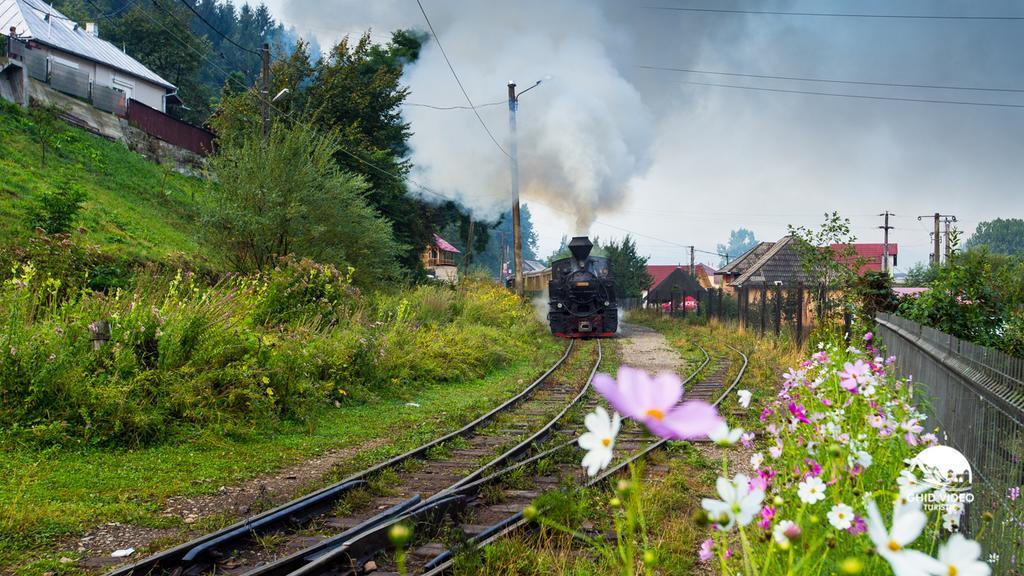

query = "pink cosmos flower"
[
  {"left": 921, "top": 433, "right": 938, "bottom": 446},
  {"left": 788, "top": 402, "right": 811, "bottom": 425},
  {"left": 900, "top": 418, "right": 924, "bottom": 446},
  {"left": 758, "top": 505, "right": 776, "bottom": 530},
  {"left": 864, "top": 332, "right": 874, "bottom": 341},
  {"left": 813, "top": 351, "right": 828, "bottom": 363},
  {"left": 848, "top": 515, "right": 867, "bottom": 535},
  {"left": 1009, "top": 487, "right": 1020, "bottom": 501},
  {"left": 804, "top": 458, "right": 823, "bottom": 478},
  {"left": 760, "top": 407, "right": 774, "bottom": 421},
  {"left": 593, "top": 367, "right": 723, "bottom": 440},
  {"left": 698, "top": 538, "right": 714, "bottom": 563},
  {"left": 741, "top": 432, "right": 756, "bottom": 448},
  {"left": 839, "top": 360, "right": 871, "bottom": 393}
]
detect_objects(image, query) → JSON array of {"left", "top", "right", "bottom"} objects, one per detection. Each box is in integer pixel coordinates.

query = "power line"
[
  {"left": 415, "top": 0, "right": 511, "bottom": 158},
  {"left": 673, "top": 78, "right": 1024, "bottom": 109},
  {"left": 21, "top": 0, "right": 138, "bottom": 23},
  {"left": 402, "top": 100, "right": 505, "bottom": 110},
  {"left": 643, "top": 5, "right": 1024, "bottom": 20},
  {"left": 176, "top": 0, "right": 261, "bottom": 56},
  {"left": 637, "top": 64, "right": 1024, "bottom": 94}
]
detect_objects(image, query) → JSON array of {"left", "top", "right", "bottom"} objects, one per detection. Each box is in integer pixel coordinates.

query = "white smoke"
[{"left": 273, "top": 0, "right": 654, "bottom": 232}]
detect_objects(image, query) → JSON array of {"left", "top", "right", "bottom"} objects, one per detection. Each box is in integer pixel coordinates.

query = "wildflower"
[
  {"left": 593, "top": 367, "right": 722, "bottom": 439},
  {"left": 773, "top": 520, "right": 801, "bottom": 547},
  {"left": 989, "top": 553, "right": 999, "bottom": 564},
  {"left": 265, "top": 387, "right": 274, "bottom": 396},
  {"left": 865, "top": 498, "right": 940, "bottom": 575},
  {"left": 1009, "top": 486, "right": 1020, "bottom": 501},
  {"left": 848, "top": 515, "right": 867, "bottom": 535},
  {"left": 840, "top": 557, "right": 865, "bottom": 574},
  {"left": 933, "top": 534, "right": 992, "bottom": 576},
  {"left": 707, "top": 422, "right": 743, "bottom": 446},
  {"left": 750, "top": 452, "right": 764, "bottom": 469},
  {"left": 839, "top": 360, "right": 872, "bottom": 393},
  {"left": 758, "top": 505, "right": 776, "bottom": 529},
  {"left": 741, "top": 431, "right": 755, "bottom": 448},
  {"left": 942, "top": 513, "right": 960, "bottom": 532},
  {"left": 900, "top": 419, "right": 924, "bottom": 446},
  {"left": 921, "top": 433, "right": 938, "bottom": 446},
  {"left": 578, "top": 407, "right": 621, "bottom": 477},
  {"left": 828, "top": 503, "right": 855, "bottom": 530},
  {"left": 698, "top": 538, "right": 714, "bottom": 563},
  {"left": 804, "top": 458, "right": 823, "bottom": 477},
  {"left": 897, "top": 470, "right": 929, "bottom": 498},
  {"left": 797, "top": 477, "right": 827, "bottom": 504},
  {"left": 788, "top": 402, "right": 811, "bottom": 425},
  {"left": 701, "top": 474, "right": 765, "bottom": 531},
  {"left": 769, "top": 443, "right": 784, "bottom": 459},
  {"left": 737, "top": 389, "right": 752, "bottom": 408},
  {"left": 852, "top": 450, "right": 873, "bottom": 469},
  {"left": 864, "top": 332, "right": 874, "bottom": 342}
]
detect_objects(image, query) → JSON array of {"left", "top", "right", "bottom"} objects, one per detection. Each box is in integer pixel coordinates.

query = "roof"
[
  {"left": 646, "top": 264, "right": 715, "bottom": 290},
  {"left": 731, "top": 235, "right": 815, "bottom": 287},
  {"left": 431, "top": 234, "right": 460, "bottom": 253},
  {"left": 645, "top": 267, "right": 708, "bottom": 303},
  {"left": 893, "top": 287, "right": 928, "bottom": 297},
  {"left": 830, "top": 243, "right": 899, "bottom": 273},
  {"left": 717, "top": 242, "right": 776, "bottom": 276},
  {"left": 1, "top": 0, "right": 175, "bottom": 90},
  {"left": 522, "top": 259, "right": 547, "bottom": 273}
]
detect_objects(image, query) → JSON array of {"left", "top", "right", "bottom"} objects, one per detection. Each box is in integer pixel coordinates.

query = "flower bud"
[
  {"left": 773, "top": 495, "right": 785, "bottom": 506},
  {"left": 852, "top": 487, "right": 863, "bottom": 497},
  {"left": 389, "top": 523, "right": 412, "bottom": 546},
  {"left": 617, "top": 479, "right": 631, "bottom": 494},
  {"left": 826, "top": 535, "right": 837, "bottom": 549},
  {"left": 609, "top": 497, "right": 622, "bottom": 508},
  {"left": 523, "top": 505, "right": 539, "bottom": 522},
  {"left": 840, "top": 557, "right": 864, "bottom": 574},
  {"left": 784, "top": 523, "right": 802, "bottom": 542},
  {"left": 692, "top": 509, "right": 709, "bottom": 526},
  {"left": 808, "top": 514, "right": 819, "bottom": 525},
  {"left": 982, "top": 511, "right": 994, "bottom": 523},
  {"left": 643, "top": 550, "right": 657, "bottom": 566},
  {"left": 828, "top": 445, "right": 842, "bottom": 458}
]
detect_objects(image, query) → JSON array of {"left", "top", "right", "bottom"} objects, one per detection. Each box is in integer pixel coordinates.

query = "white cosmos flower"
[
  {"left": 827, "top": 502, "right": 855, "bottom": 530},
  {"left": 708, "top": 422, "right": 743, "bottom": 446},
  {"left": 578, "top": 407, "right": 620, "bottom": 477},
  {"left": 865, "top": 498, "right": 943, "bottom": 576},
  {"left": 737, "top": 389, "right": 752, "bottom": 409},
  {"left": 935, "top": 534, "right": 991, "bottom": 576},
  {"left": 701, "top": 473, "right": 764, "bottom": 531},
  {"left": 797, "top": 476, "right": 827, "bottom": 504},
  {"left": 897, "top": 470, "right": 930, "bottom": 498},
  {"left": 750, "top": 452, "right": 764, "bottom": 469},
  {"left": 942, "top": 514, "right": 960, "bottom": 533}
]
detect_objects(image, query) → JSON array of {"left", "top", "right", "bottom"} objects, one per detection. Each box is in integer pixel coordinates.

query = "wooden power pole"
[{"left": 261, "top": 43, "right": 270, "bottom": 138}]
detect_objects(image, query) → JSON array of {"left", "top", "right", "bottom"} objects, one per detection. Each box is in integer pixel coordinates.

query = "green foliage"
[
  {"left": 965, "top": 218, "right": 1024, "bottom": 256},
  {"left": 603, "top": 235, "right": 653, "bottom": 300},
  {"left": 903, "top": 261, "right": 938, "bottom": 286},
  {"left": 0, "top": 262, "right": 547, "bottom": 448},
  {"left": 899, "top": 247, "right": 1024, "bottom": 355},
  {"left": 717, "top": 228, "right": 758, "bottom": 267},
  {"left": 28, "top": 182, "right": 86, "bottom": 234},
  {"left": 204, "top": 123, "right": 401, "bottom": 285},
  {"left": 851, "top": 270, "right": 898, "bottom": 323},
  {"left": 788, "top": 212, "right": 860, "bottom": 290}
]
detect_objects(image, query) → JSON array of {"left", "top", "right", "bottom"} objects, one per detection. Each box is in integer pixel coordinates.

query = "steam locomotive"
[{"left": 547, "top": 236, "right": 618, "bottom": 338}]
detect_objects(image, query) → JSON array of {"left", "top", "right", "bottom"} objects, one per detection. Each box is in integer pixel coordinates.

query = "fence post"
[
  {"left": 774, "top": 283, "right": 782, "bottom": 336},
  {"left": 682, "top": 290, "right": 688, "bottom": 319},
  {"left": 740, "top": 286, "right": 747, "bottom": 328},
  {"left": 796, "top": 282, "right": 804, "bottom": 346},
  {"left": 671, "top": 287, "right": 679, "bottom": 318},
  {"left": 718, "top": 288, "right": 724, "bottom": 320},
  {"left": 843, "top": 310, "right": 852, "bottom": 343},
  {"left": 759, "top": 282, "right": 767, "bottom": 336}
]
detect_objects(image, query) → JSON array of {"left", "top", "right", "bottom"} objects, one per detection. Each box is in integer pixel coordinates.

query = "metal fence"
[
  {"left": 875, "top": 313, "right": 1023, "bottom": 568},
  {"left": 48, "top": 60, "right": 90, "bottom": 99}
]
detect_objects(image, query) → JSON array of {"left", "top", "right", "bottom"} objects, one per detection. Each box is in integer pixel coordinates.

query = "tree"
[
  {"left": 717, "top": 228, "right": 758, "bottom": 267},
  {"left": 788, "top": 212, "right": 863, "bottom": 324},
  {"left": 965, "top": 218, "right": 1024, "bottom": 256},
  {"left": 604, "top": 235, "right": 653, "bottom": 300},
  {"left": 203, "top": 124, "right": 401, "bottom": 286},
  {"left": 903, "top": 261, "right": 939, "bottom": 287}
]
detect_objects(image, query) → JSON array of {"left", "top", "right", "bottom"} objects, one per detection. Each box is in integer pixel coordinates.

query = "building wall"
[{"left": 30, "top": 44, "right": 166, "bottom": 111}]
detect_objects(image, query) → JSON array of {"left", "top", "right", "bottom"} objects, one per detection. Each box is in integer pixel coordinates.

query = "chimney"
[
  {"left": 85, "top": 22, "right": 98, "bottom": 36},
  {"left": 568, "top": 236, "right": 594, "bottom": 263}
]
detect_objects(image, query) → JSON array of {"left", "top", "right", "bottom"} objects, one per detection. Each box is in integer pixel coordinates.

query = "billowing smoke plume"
[{"left": 275, "top": 0, "right": 653, "bottom": 232}]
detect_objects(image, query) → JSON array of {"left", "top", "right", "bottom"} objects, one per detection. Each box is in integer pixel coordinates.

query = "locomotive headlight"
[
  {"left": 604, "top": 301, "right": 610, "bottom": 306},
  {"left": 557, "top": 302, "right": 563, "bottom": 308}
]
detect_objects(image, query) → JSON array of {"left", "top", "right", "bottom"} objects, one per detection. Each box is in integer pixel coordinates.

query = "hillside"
[{"left": 0, "top": 101, "right": 216, "bottom": 265}]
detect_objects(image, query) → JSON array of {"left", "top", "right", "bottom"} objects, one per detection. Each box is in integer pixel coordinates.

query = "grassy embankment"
[
  {"left": 457, "top": 315, "right": 798, "bottom": 575},
  {"left": 0, "top": 101, "right": 563, "bottom": 573}
]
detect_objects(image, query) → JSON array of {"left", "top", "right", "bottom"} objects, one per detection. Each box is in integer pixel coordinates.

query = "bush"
[{"left": 28, "top": 182, "right": 87, "bottom": 234}]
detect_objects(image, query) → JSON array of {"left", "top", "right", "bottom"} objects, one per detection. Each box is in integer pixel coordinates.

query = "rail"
[{"left": 107, "top": 341, "right": 577, "bottom": 576}]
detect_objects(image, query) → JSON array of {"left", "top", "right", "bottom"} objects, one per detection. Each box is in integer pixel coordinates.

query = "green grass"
[
  {"left": 0, "top": 348, "right": 562, "bottom": 572},
  {"left": 0, "top": 100, "right": 214, "bottom": 265}
]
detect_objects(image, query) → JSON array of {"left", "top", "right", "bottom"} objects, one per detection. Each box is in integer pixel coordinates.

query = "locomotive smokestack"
[{"left": 568, "top": 236, "right": 593, "bottom": 263}]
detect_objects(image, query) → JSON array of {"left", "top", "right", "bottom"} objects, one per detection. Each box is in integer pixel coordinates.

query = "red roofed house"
[
  {"left": 831, "top": 243, "right": 898, "bottom": 275},
  {"left": 644, "top": 264, "right": 717, "bottom": 306},
  {"left": 423, "top": 234, "right": 460, "bottom": 283}
]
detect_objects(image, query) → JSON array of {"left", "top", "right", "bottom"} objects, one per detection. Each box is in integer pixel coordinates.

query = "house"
[
  {"left": 521, "top": 259, "right": 551, "bottom": 292},
  {"left": 2, "top": 0, "right": 178, "bottom": 112},
  {"left": 644, "top": 264, "right": 715, "bottom": 306},
  {"left": 715, "top": 242, "right": 776, "bottom": 293},
  {"left": 423, "top": 234, "right": 460, "bottom": 283},
  {"left": 830, "top": 243, "right": 898, "bottom": 275}
]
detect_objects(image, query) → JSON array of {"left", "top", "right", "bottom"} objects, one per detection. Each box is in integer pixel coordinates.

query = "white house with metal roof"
[{"left": 1, "top": 0, "right": 177, "bottom": 112}]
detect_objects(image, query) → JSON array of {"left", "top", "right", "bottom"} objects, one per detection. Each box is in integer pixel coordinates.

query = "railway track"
[
  {"left": 105, "top": 339, "right": 601, "bottom": 576},
  {"left": 248, "top": 342, "right": 749, "bottom": 576}
]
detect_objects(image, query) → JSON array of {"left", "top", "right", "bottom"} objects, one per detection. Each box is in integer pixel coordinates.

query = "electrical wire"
[
  {"left": 673, "top": 78, "right": 1024, "bottom": 109},
  {"left": 637, "top": 64, "right": 1024, "bottom": 94},
  {"left": 21, "top": 0, "right": 138, "bottom": 23},
  {"left": 175, "top": 0, "right": 261, "bottom": 55},
  {"left": 643, "top": 5, "right": 1024, "bottom": 20},
  {"left": 415, "top": 0, "right": 511, "bottom": 159},
  {"left": 402, "top": 100, "right": 505, "bottom": 110}
]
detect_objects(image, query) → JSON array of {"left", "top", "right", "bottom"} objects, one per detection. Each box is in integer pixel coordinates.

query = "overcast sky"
[{"left": 260, "top": 0, "right": 1024, "bottom": 270}]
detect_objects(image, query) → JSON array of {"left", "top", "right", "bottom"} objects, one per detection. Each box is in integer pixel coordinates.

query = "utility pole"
[
  {"left": 261, "top": 43, "right": 270, "bottom": 138},
  {"left": 689, "top": 246, "right": 695, "bottom": 279},
  {"left": 917, "top": 213, "right": 957, "bottom": 265},
  {"left": 463, "top": 218, "right": 474, "bottom": 276},
  {"left": 879, "top": 211, "right": 894, "bottom": 274},
  {"left": 508, "top": 81, "right": 523, "bottom": 296}
]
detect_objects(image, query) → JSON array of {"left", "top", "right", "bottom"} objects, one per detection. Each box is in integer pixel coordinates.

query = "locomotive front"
[{"left": 547, "top": 236, "right": 618, "bottom": 338}]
